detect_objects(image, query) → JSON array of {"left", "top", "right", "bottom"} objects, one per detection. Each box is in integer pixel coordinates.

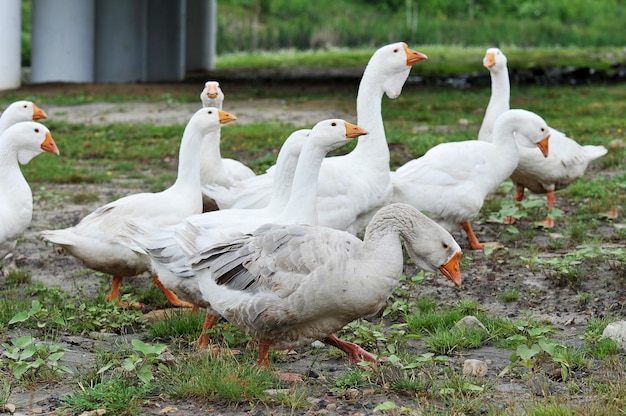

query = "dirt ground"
[{"left": 2, "top": 81, "right": 626, "bottom": 415}]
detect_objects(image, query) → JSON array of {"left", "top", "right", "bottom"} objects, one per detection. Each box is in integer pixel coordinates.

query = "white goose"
[
  {"left": 0, "top": 101, "right": 48, "bottom": 134},
  {"left": 478, "top": 47, "right": 608, "bottom": 227},
  {"left": 1, "top": 122, "right": 59, "bottom": 261},
  {"left": 199, "top": 80, "right": 255, "bottom": 211},
  {"left": 40, "top": 107, "right": 236, "bottom": 305},
  {"left": 165, "top": 203, "right": 461, "bottom": 379},
  {"left": 126, "top": 119, "right": 367, "bottom": 348},
  {"left": 203, "top": 42, "right": 428, "bottom": 234},
  {"left": 391, "top": 109, "right": 551, "bottom": 250}
]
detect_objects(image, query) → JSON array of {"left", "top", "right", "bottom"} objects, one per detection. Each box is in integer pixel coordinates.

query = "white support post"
[{"left": 0, "top": 0, "right": 22, "bottom": 90}]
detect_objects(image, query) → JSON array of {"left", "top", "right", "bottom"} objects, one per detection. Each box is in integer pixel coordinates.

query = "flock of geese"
[{"left": 0, "top": 42, "right": 608, "bottom": 379}]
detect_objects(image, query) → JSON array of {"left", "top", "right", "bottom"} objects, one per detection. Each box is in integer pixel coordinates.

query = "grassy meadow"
[{"left": 1, "top": 46, "right": 626, "bottom": 415}]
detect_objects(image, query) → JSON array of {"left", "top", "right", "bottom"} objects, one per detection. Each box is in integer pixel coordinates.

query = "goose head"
[
  {"left": 367, "top": 42, "right": 428, "bottom": 99},
  {"left": 483, "top": 47, "right": 507, "bottom": 73},
  {"left": 0, "top": 101, "right": 48, "bottom": 133},
  {"left": 187, "top": 106, "right": 237, "bottom": 136},
  {"left": 1, "top": 121, "right": 59, "bottom": 164},
  {"left": 495, "top": 109, "right": 551, "bottom": 157},
  {"left": 375, "top": 203, "right": 462, "bottom": 286},
  {"left": 308, "top": 118, "right": 369, "bottom": 152},
  {"left": 200, "top": 81, "right": 225, "bottom": 109}
]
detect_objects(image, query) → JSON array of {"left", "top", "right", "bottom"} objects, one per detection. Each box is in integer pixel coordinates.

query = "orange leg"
[
  {"left": 152, "top": 276, "right": 194, "bottom": 308},
  {"left": 504, "top": 185, "right": 526, "bottom": 225},
  {"left": 538, "top": 190, "right": 555, "bottom": 228},
  {"left": 195, "top": 313, "right": 219, "bottom": 349},
  {"left": 255, "top": 339, "right": 303, "bottom": 382},
  {"left": 461, "top": 221, "right": 485, "bottom": 250},
  {"left": 324, "top": 333, "right": 378, "bottom": 365},
  {"left": 256, "top": 340, "right": 272, "bottom": 368},
  {"left": 105, "top": 275, "right": 122, "bottom": 301}
]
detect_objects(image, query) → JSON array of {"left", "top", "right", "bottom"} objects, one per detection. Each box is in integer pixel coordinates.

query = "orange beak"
[
  {"left": 206, "top": 83, "right": 219, "bottom": 99},
  {"left": 343, "top": 122, "right": 368, "bottom": 139},
  {"left": 439, "top": 251, "right": 462, "bottom": 287},
  {"left": 404, "top": 43, "right": 428, "bottom": 66},
  {"left": 32, "top": 103, "right": 48, "bottom": 121},
  {"left": 41, "top": 131, "right": 60, "bottom": 155},
  {"left": 217, "top": 109, "right": 237, "bottom": 125},
  {"left": 484, "top": 52, "right": 496, "bottom": 68},
  {"left": 536, "top": 134, "right": 550, "bottom": 157}
]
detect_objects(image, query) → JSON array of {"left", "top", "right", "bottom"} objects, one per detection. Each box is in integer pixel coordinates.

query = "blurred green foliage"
[{"left": 218, "top": 0, "right": 626, "bottom": 52}]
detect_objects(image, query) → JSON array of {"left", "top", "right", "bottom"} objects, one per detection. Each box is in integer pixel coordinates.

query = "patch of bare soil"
[{"left": 2, "top": 82, "right": 625, "bottom": 415}]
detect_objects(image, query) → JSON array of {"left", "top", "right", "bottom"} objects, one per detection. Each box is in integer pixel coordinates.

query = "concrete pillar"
[
  {"left": 31, "top": 0, "right": 95, "bottom": 83},
  {"left": 94, "top": 0, "right": 146, "bottom": 82},
  {"left": 185, "top": 0, "right": 217, "bottom": 71},
  {"left": 145, "top": 0, "right": 186, "bottom": 81},
  {"left": 0, "top": 0, "right": 22, "bottom": 90}
]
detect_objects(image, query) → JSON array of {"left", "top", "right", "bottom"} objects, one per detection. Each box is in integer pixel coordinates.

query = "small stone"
[
  {"left": 608, "top": 138, "right": 625, "bottom": 149},
  {"left": 343, "top": 388, "right": 360, "bottom": 401},
  {"left": 601, "top": 320, "right": 626, "bottom": 350},
  {"left": 310, "top": 340, "right": 325, "bottom": 348},
  {"left": 463, "top": 359, "right": 488, "bottom": 376},
  {"left": 454, "top": 316, "right": 489, "bottom": 334},
  {"left": 326, "top": 403, "right": 338, "bottom": 411},
  {"left": 3, "top": 403, "right": 16, "bottom": 414}
]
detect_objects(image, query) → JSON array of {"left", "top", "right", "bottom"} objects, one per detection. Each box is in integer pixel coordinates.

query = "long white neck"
[
  {"left": 0, "top": 118, "right": 12, "bottom": 134},
  {"left": 266, "top": 146, "right": 301, "bottom": 212},
  {"left": 171, "top": 125, "right": 215, "bottom": 194},
  {"left": 351, "top": 65, "right": 388, "bottom": 163},
  {"left": 199, "top": 129, "right": 225, "bottom": 184},
  {"left": 478, "top": 66, "right": 511, "bottom": 142},
  {"left": 279, "top": 141, "right": 331, "bottom": 224},
  {"left": 488, "top": 115, "right": 523, "bottom": 179}
]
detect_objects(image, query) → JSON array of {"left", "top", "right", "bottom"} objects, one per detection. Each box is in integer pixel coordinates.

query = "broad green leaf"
[
  {"left": 48, "top": 352, "right": 65, "bottom": 363},
  {"left": 8, "top": 311, "right": 30, "bottom": 325},
  {"left": 137, "top": 365, "right": 153, "bottom": 384},
  {"left": 516, "top": 344, "right": 541, "bottom": 361},
  {"left": 13, "top": 336, "right": 35, "bottom": 349},
  {"left": 122, "top": 358, "right": 137, "bottom": 371}
]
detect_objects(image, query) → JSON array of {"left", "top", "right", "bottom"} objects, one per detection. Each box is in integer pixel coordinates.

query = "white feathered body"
[
  {"left": 182, "top": 203, "right": 461, "bottom": 350},
  {"left": 391, "top": 109, "right": 551, "bottom": 233}
]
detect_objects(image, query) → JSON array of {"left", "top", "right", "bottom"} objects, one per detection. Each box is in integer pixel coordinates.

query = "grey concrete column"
[
  {"left": 0, "top": 0, "right": 22, "bottom": 90},
  {"left": 30, "top": 0, "right": 95, "bottom": 83},
  {"left": 185, "top": 0, "right": 217, "bottom": 71},
  {"left": 94, "top": 0, "right": 147, "bottom": 82},
  {"left": 145, "top": 0, "right": 186, "bottom": 81}
]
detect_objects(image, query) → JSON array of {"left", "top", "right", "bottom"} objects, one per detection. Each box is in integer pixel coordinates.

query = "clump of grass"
[
  {"left": 426, "top": 327, "right": 489, "bottom": 354},
  {"left": 147, "top": 308, "right": 205, "bottom": 342},
  {"left": 498, "top": 287, "right": 520, "bottom": 302},
  {"left": 160, "top": 352, "right": 275, "bottom": 402},
  {"left": 4, "top": 268, "right": 32, "bottom": 286},
  {"left": 62, "top": 377, "right": 155, "bottom": 416}
]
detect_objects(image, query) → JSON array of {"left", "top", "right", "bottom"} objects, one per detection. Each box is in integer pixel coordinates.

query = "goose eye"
[
  {"left": 208, "top": 110, "right": 213, "bottom": 114},
  {"left": 442, "top": 243, "right": 449, "bottom": 249},
  {"left": 331, "top": 122, "right": 337, "bottom": 126},
  {"left": 393, "top": 48, "right": 399, "bottom": 53},
  {"left": 34, "top": 128, "right": 40, "bottom": 133},
  {"left": 541, "top": 128, "right": 546, "bottom": 132},
  {"left": 23, "top": 105, "right": 28, "bottom": 108}
]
